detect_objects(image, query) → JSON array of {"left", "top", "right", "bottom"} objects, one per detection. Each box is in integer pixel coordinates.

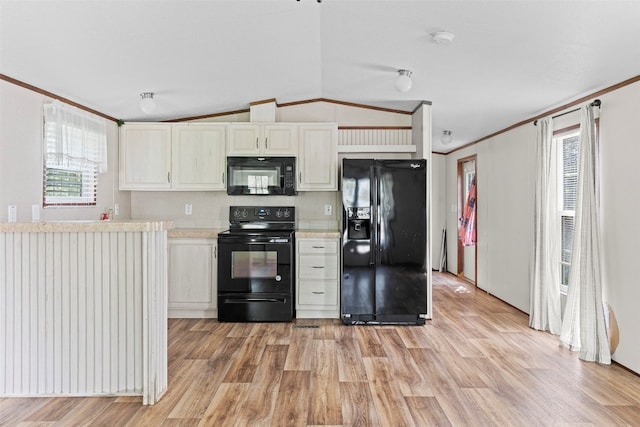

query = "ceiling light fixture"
[
  {"left": 441, "top": 130, "right": 453, "bottom": 145},
  {"left": 431, "top": 31, "right": 455, "bottom": 45},
  {"left": 395, "top": 69, "right": 413, "bottom": 93},
  {"left": 139, "top": 92, "right": 157, "bottom": 114}
]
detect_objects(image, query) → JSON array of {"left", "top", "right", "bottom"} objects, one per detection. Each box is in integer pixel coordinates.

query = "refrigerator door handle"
[
  {"left": 374, "top": 165, "right": 383, "bottom": 265},
  {"left": 370, "top": 165, "right": 377, "bottom": 266}
]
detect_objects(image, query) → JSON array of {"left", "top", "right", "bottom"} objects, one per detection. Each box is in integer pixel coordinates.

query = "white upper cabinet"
[
  {"left": 120, "top": 123, "right": 172, "bottom": 190},
  {"left": 172, "top": 124, "right": 226, "bottom": 190},
  {"left": 227, "top": 123, "right": 297, "bottom": 156},
  {"left": 297, "top": 124, "right": 338, "bottom": 191},
  {"left": 119, "top": 123, "right": 226, "bottom": 191},
  {"left": 120, "top": 121, "right": 339, "bottom": 192}
]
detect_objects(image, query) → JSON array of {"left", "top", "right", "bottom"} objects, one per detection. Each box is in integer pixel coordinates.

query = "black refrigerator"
[{"left": 341, "top": 158, "right": 428, "bottom": 325}]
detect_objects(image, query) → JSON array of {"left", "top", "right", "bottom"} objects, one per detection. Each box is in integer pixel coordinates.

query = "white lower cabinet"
[
  {"left": 296, "top": 236, "right": 340, "bottom": 318},
  {"left": 168, "top": 238, "right": 217, "bottom": 318}
]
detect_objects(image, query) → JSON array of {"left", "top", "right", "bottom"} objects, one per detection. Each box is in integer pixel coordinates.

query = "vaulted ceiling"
[{"left": 2, "top": 0, "right": 639, "bottom": 152}]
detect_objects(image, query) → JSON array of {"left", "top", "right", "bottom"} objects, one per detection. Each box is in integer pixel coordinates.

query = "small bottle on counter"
[{"left": 101, "top": 207, "right": 111, "bottom": 221}]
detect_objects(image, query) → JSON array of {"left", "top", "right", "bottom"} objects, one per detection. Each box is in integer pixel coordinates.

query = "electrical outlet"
[
  {"left": 185, "top": 203, "right": 193, "bottom": 215},
  {"left": 114, "top": 203, "right": 119, "bottom": 216},
  {"left": 324, "top": 204, "right": 332, "bottom": 216},
  {"left": 32, "top": 204, "right": 40, "bottom": 222},
  {"left": 8, "top": 205, "right": 17, "bottom": 223}
]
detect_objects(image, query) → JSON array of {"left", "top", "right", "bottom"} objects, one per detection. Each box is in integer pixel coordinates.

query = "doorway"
[{"left": 457, "top": 156, "right": 477, "bottom": 284}]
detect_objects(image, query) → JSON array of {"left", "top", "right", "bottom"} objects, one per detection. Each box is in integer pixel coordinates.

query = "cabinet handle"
[
  {"left": 265, "top": 137, "right": 268, "bottom": 149},
  {"left": 311, "top": 245, "right": 325, "bottom": 249},
  {"left": 167, "top": 171, "right": 171, "bottom": 183},
  {"left": 299, "top": 172, "right": 302, "bottom": 183},
  {"left": 312, "top": 266, "right": 325, "bottom": 269},
  {"left": 312, "top": 291, "right": 325, "bottom": 295},
  {"left": 222, "top": 172, "right": 225, "bottom": 184},
  {"left": 214, "top": 246, "right": 217, "bottom": 258},
  {"left": 256, "top": 137, "right": 259, "bottom": 150}
]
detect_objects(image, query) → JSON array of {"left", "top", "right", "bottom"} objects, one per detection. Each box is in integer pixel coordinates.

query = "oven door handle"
[
  {"left": 218, "top": 237, "right": 292, "bottom": 244},
  {"left": 223, "top": 297, "right": 287, "bottom": 303}
]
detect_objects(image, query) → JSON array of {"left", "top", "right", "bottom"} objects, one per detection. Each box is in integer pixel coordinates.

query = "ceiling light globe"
[
  {"left": 441, "top": 130, "right": 453, "bottom": 145},
  {"left": 395, "top": 70, "right": 413, "bottom": 93},
  {"left": 431, "top": 31, "right": 455, "bottom": 45},
  {"left": 139, "top": 92, "right": 157, "bottom": 114}
]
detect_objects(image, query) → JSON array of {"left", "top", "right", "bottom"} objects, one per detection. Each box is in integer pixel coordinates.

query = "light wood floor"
[{"left": 1, "top": 272, "right": 639, "bottom": 426}]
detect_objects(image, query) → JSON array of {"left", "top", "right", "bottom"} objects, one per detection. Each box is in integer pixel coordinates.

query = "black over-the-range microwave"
[{"left": 226, "top": 156, "right": 296, "bottom": 196}]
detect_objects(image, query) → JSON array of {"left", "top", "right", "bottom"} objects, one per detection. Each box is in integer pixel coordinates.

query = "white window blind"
[
  {"left": 43, "top": 101, "right": 108, "bottom": 206},
  {"left": 558, "top": 132, "right": 579, "bottom": 290}
]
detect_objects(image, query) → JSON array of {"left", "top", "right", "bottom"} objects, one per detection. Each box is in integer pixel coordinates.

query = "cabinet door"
[
  {"left": 264, "top": 124, "right": 298, "bottom": 156},
  {"left": 172, "top": 124, "right": 226, "bottom": 190},
  {"left": 227, "top": 124, "right": 260, "bottom": 155},
  {"left": 168, "top": 238, "right": 217, "bottom": 318},
  {"left": 298, "top": 124, "right": 338, "bottom": 191},
  {"left": 119, "top": 124, "right": 172, "bottom": 189}
]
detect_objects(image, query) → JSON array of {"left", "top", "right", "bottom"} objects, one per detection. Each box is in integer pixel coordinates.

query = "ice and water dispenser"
[{"left": 346, "top": 207, "right": 371, "bottom": 240}]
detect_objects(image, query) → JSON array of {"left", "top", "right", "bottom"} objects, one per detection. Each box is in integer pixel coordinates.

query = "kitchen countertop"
[
  {"left": 0, "top": 220, "right": 174, "bottom": 233},
  {"left": 295, "top": 230, "right": 341, "bottom": 239},
  {"left": 168, "top": 228, "right": 224, "bottom": 239},
  {"left": 167, "top": 229, "right": 341, "bottom": 239}
]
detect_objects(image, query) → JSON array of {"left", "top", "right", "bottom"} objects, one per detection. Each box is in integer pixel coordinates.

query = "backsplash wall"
[{"left": 130, "top": 190, "right": 341, "bottom": 230}]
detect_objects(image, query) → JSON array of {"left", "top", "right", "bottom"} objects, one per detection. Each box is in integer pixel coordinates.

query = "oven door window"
[
  {"left": 232, "top": 251, "right": 277, "bottom": 278},
  {"left": 218, "top": 241, "right": 292, "bottom": 294}
]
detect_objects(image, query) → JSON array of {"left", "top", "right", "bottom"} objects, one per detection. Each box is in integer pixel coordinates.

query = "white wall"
[
  {"left": 0, "top": 80, "right": 129, "bottom": 222},
  {"left": 597, "top": 81, "right": 640, "bottom": 373},
  {"left": 478, "top": 126, "right": 536, "bottom": 311},
  {"left": 131, "top": 190, "right": 340, "bottom": 230},
  {"left": 277, "top": 101, "right": 412, "bottom": 126},
  {"left": 443, "top": 81, "right": 640, "bottom": 373}
]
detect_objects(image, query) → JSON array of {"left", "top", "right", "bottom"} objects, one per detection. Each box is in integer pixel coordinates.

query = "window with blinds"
[
  {"left": 558, "top": 132, "right": 579, "bottom": 292},
  {"left": 43, "top": 102, "right": 107, "bottom": 207},
  {"left": 43, "top": 163, "right": 97, "bottom": 206}
]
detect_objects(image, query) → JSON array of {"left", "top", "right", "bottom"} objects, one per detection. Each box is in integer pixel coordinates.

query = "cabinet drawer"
[
  {"left": 298, "top": 255, "right": 338, "bottom": 279},
  {"left": 298, "top": 280, "right": 338, "bottom": 306},
  {"left": 298, "top": 240, "right": 339, "bottom": 254}
]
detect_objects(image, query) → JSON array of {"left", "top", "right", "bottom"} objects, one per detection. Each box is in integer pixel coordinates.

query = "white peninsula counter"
[{"left": 0, "top": 220, "right": 173, "bottom": 405}]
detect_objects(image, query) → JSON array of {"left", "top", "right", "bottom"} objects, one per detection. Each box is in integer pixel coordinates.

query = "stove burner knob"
[
  {"left": 283, "top": 209, "right": 291, "bottom": 218},
  {"left": 241, "top": 209, "right": 248, "bottom": 218},
  {"left": 275, "top": 209, "right": 283, "bottom": 218}
]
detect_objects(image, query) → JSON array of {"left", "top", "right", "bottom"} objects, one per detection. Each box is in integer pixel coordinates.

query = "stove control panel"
[{"left": 229, "top": 206, "right": 295, "bottom": 223}]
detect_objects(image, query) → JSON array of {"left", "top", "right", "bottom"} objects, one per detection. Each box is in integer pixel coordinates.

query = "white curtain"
[
  {"left": 44, "top": 100, "right": 108, "bottom": 173},
  {"left": 559, "top": 104, "right": 611, "bottom": 364},
  {"left": 529, "top": 117, "right": 562, "bottom": 334}
]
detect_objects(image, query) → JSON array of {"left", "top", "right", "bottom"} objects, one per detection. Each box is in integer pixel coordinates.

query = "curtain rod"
[{"left": 533, "top": 99, "right": 601, "bottom": 126}]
